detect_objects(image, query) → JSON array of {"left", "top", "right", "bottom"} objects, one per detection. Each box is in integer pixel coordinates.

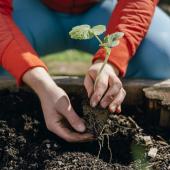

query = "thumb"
[
  {"left": 64, "top": 106, "right": 86, "bottom": 133},
  {"left": 57, "top": 94, "right": 86, "bottom": 132},
  {"left": 59, "top": 95, "right": 86, "bottom": 133}
]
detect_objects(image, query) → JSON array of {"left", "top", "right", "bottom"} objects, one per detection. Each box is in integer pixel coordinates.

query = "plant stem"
[
  {"left": 94, "top": 47, "right": 111, "bottom": 91},
  {"left": 94, "top": 34, "right": 103, "bottom": 45}
]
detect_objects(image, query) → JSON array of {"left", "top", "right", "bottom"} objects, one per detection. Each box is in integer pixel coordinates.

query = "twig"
[
  {"left": 128, "top": 116, "right": 140, "bottom": 129},
  {"left": 97, "top": 139, "right": 102, "bottom": 159},
  {"left": 102, "top": 129, "right": 118, "bottom": 136},
  {"left": 93, "top": 33, "right": 103, "bottom": 45},
  {"left": 107, "top": 134, "right": 112, "bottom": 163}
]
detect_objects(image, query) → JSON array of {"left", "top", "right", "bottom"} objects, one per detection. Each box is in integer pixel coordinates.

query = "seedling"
[
  {"left": 69, "top": 24, "right": 124, "bottom": 90},
  {"left": 69, "top": 25, "right": 124, "bottom": 162}
]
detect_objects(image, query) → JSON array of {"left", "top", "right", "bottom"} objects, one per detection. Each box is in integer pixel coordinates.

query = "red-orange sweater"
[{"left": 0, "top": 0, "right": 158, "bottom": 85}]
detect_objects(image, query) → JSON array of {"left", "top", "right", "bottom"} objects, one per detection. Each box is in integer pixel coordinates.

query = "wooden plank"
[
  {"left": 0, "top": 76, "right": 161, "bottom": 106},
  {"left": 0, "top": 76, "right": 169, "bottom": 127},
  {"left": 52, "top": 76, "right": 159, "bottom": 106},
  {"left": 143, "top": 79, "right": 170, "bottom": 127}
]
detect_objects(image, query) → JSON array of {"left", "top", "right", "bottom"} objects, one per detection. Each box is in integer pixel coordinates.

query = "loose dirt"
[{"left": 0, "top": 89, "right": 170, "bottom": 170}]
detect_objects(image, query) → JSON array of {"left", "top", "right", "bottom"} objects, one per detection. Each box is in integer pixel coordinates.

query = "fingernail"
[
  {"left": 111, "top": 105, "right": 116, "bottom": 112},
  {"left": 116, "top": 106, "right": 121, "bottom": 113},
  {"left": 77, "top": 124, "right": 86, "bottom": 132},
  {"left": 91, "top": 101, "right": 97, "bottom": 108}
]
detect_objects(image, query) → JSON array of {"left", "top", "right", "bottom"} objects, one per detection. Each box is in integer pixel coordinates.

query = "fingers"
[
  {"left": 109, "top": 88, "right": 126, "bottom": 113},
  {"left": 54, "top": 125, "right": 94, "bottom": 143},
  {"left": 41, "top": 84, "right": 95, "bottom": 143},
  {"left": 90, "top": 74, "right": 108, "bottom": 107},
  {"left": 84, "top": 74, "right": 94, "bottom": 98},
  {"left": 64, "top": 107, "right": 86, "bottom": 133},
  {"left": 116, "top": 105, "right": 121, "bottom": 113},
  {"left": 57, "top": 95, "right": 86, "bottom": 133},
  {"left": 47, "top": 115, "right": 94, "bottom": 142},
  {"left": 100, "top": 76, "right": 122, "bottom": 108}
]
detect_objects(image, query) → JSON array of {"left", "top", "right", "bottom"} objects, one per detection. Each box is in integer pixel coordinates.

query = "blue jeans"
[{"left": 11, "top": 0, "right": 170, "bottom": 79}]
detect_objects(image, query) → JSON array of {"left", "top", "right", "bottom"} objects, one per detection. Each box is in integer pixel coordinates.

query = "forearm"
[
  {"left": 22, "top": 67, "right": 57, "bottom": 97},
  {"left": 0, "top": 5, "right": 47, "bottom": 85},
  {"left": 93, "top": 0, "right": 158, "bottom": 76}
]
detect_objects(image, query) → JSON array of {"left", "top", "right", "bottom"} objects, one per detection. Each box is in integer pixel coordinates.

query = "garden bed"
[{"left": 0, "top": 77, "right": 170, "bottom": 170}]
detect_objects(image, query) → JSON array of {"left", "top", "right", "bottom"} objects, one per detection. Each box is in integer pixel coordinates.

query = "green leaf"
[
  {"left": 100, "top": 40, "right": 120, "bottom": 48},
  {"left": 72, "top": 25, "right": 91, "bottom": 31},
  {"left": 111, "top": 40, "right": 120, "bottom": 47},
  {"left": 109, "top": 32, "right": 124, "bottom": 41},
  {"left": 103, "top": 32, "right": 124, "bottom": 47},
  {"left": 69, "top": 25, "right": 94, "bottom": 40},
  {"left": 103, "top": 35, "right": 112, "bottom": 45},
  {"left": 104, "top": 32, "right": 124, "bottom": 44},
  {"left": 91, "top": 25, "right": 106, "bottom": 36}
]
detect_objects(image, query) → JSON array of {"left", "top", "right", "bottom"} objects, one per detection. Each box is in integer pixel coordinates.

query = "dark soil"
[
  {"left": 82, "top": 101, "right": 110, "bottom": 136},
  {"left": 0, "top": 88, "right": 170, "bottom": 170},
  {"left": 0, "top": 3, "right": 169, "bottom": 170}
]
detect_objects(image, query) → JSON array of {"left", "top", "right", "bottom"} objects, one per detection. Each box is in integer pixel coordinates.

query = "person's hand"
[
  {"left": 39, "top": 84, "right": 94, "bottom": 142},
  {"left": 23, "top": 67, "right": 94, "bottom": 142},
  {"left": 84, "top": 60, "right": 126, "bottom": 113}
]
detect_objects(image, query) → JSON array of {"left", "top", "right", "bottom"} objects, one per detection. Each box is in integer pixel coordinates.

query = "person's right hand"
[
  {"left": 23, "top": 67, "right": 94, "bottom": 142},
  {"left": 84, "top": 61, "right": 126, "bottom": 113}
]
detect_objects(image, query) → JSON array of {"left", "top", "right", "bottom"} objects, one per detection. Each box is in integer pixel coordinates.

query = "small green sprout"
[{"left": 69, "top": 24, "right": 124, "bottom": 90}]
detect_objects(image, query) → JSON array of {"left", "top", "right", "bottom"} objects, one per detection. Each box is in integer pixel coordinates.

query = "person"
[{"left": 0, "top": 0, "right": 170, "bottom": 142}]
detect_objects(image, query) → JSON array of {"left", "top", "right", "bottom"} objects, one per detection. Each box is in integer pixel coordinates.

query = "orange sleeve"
[
  {"left": 0, "top": 1, "right": 48, "bottom": 85},
  {"left": 93, "top": 0, "right": 159, "bottom": 76}
]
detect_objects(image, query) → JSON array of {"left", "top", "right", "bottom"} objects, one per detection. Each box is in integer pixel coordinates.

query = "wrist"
[
  {"left": 22, "top": 67, "right": 57, "bottom": 96},
  {"left": 93, "top": 59, "right": 120, "bottom": 76},
  {"left": 108, "top": 62, "right": 119, "bottom": 76}
]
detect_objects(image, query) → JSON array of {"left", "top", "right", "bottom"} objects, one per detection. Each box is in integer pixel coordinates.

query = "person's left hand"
[
  {"left": 23, "top": 67, "right": 94, "bottom": 142},
  {"left": 84, "top": 60, "right": 126, "bottom": 113}
]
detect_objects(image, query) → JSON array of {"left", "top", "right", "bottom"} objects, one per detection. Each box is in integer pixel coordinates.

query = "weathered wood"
[
  {"left": 52, "top": 76, "right": 159, "bottom": 106},
  {"left": 0, "top": 76, "right": 170, "bottom": 127},
  {"left": 160, "top": 108, "right": 170, "bottom": 128},
  {"left": 122, "top": 79, "right": 158, "bottom": 106},
  {"left": 0, "top": 76, "right": 161, "bottom": 106},
  {"left": 0, "top": 78, "right": 16, "bottom": 92},
  {"left": 143, "top": 79, "right": 170, "bottom": 127}
]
